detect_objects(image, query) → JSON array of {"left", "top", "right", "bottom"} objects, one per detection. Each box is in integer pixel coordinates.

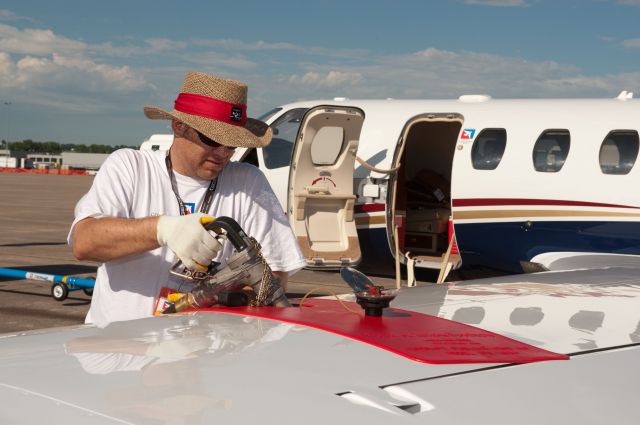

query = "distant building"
[
  {"left": 61, "top": 152, "right": 110, "bottom": 170},
  {"left": 1, "top": 144, "right": 151, "bottom": 171},
  {"left": 0, "top": 149, "right": 28, "bottom": 168},
  {"left": 140, "top": 134, "right": 173, "bottom": 152},
  {"left": 26, "top": 153, "right": 63, "bottom": 168}
]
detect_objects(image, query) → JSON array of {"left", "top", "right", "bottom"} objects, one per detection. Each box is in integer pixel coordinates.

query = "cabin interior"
[{"left": 392, "top": 119, "right": 461, "bottom": 260}]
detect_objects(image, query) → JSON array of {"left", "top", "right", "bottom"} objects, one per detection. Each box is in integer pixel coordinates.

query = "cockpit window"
[
  {"left": 533, "top": 130, "right": 570, "bottom": 173},
  {"left": 257, "top": 107, "right": 282, "bottom": 123},
  {"left": 599, "top": 130, "right": 639, "bottom": 175},
  {"left": 471, "top": 128, "right": 507, "bottom": 170},
  {"left": 263, "top": 108, "right": 307, "bottom": 170}
]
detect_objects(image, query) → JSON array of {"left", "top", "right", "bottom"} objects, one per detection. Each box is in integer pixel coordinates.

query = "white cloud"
[
  {"left": 92, "top": 38, "right": 188, "bottom": 57},
  {"left": 463, "top": 0, "right": 529, "bottom": 6},
  {"left": 542, "top": 72, "right": 640, "bottom": 94},
  {"left": 0, "top": 9, "right": 33, "bottom": 22},
  {"left": 0, "top": 23, "right": 188, "bottom": 61},
  {"left": 0, "top": 51, "right": 15, "bottom": 80},
  {"left": 1, "top": 53, "right": 151, "bottom": 93},
  {"left": 2, "top": 18, "right": 639, "bottom": 129},
  {"left": 183, "top": 51, "right": 257, "bottom": 70},
  {"left": 192, "top": 38, "right": 367, "bottom": 59},
  {"left": 195, "top": 38, "right": 300, "bottom": 51},
  {"left": 616, "top": 0, "right": 640, "bottom": 5},
  {"left": 0, "top": 23, "right": 154, "bottom": 112},
  {"left": 622, "top": 38, "right": 640, "bottom": 48},
  {"left": 289, "top": 71, "right": 363, "bottom": 88},
  {"left": 145, "top": 38, "right": 188, "bottom": 53},
  {"left": 272, "top": 47, "right": 637, "bottom": 108},
  {"left": 0, "top": 23, "right": 86, "bottom": 56},
  {"left": 0, "top": 9, "right": 18, "bottom": 20}
]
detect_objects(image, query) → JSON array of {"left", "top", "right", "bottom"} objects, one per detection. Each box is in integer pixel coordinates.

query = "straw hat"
[{"left": 144, "top": 72, "right": 272, "bottom": 148}]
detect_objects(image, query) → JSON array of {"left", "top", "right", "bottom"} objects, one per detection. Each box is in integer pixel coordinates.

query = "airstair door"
[{"left": 287, "top": 106, "right": 365, "bottom": 268}]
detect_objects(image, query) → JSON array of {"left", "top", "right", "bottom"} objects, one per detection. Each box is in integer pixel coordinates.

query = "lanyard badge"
[{"left": 165, "top": 152, "right": 218, "bottom": 215}]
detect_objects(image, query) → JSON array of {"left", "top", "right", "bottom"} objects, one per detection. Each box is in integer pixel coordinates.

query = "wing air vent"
[{"left": 336, "top": 387, "right": 434, "bottom": 416}]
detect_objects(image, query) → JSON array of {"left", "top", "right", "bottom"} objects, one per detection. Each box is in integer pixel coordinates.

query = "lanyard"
[{"left": 165, "top": 151, "right": 217, "bottom": 216}]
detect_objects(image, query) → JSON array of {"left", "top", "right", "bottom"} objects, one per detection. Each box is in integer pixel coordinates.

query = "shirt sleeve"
[
  {"left": 239, "top": 165, "right": 306, "bottom": 275},
  {"left": 67, "top": 149, "right": 138, "bottom": 245}
]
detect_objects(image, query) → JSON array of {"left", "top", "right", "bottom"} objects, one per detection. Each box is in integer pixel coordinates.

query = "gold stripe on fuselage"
[
  {"left": 355, "top": 215, "right": 386, "bottom": 226},
  {"left": 453, "top": 209, "right": 640, "bottom": 220}
]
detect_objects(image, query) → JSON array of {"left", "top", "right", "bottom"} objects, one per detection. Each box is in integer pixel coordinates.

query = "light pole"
[{"left": 3, "top": 101, "right": 10, "bottom": 153}]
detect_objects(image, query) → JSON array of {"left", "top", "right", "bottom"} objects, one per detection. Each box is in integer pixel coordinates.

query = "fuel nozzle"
[
  {"left": 162, "top": 290, "right": 250, "bottom": 314},
  {"left": 162, "top": 216, "right": 291, "bottom": 314},
  {"left": 162, "top": 287, "right": 220, "bottom": 314}
]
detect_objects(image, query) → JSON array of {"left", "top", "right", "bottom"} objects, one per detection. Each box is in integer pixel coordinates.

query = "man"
[{"left": 69, "top": 71, "right": 306, "bottom": 327}]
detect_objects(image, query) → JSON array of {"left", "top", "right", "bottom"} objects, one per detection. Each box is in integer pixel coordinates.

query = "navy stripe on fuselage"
[{"left": 455, "top": 220, "right": 640, "bottom": 273}]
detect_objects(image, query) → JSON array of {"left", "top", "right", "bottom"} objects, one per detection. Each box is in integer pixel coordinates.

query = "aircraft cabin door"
[{"left": 287, "top": 106, "right": 365, "bottom": 268}]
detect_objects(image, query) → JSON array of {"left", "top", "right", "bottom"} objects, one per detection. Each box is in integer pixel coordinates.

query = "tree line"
[{"left": 1, "top": 139, "right": 137, "bottom": 154}]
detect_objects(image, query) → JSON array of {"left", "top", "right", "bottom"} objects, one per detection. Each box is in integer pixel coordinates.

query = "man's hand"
[{"left": 156, "top": 213, "right": 221, "bottom": 271}]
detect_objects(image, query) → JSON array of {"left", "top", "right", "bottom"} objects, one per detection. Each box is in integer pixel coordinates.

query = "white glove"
[{"left": 157, "top": 213, "right": 221, "bottom": 271}]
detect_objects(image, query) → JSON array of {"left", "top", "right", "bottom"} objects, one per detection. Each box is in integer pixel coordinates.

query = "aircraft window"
[
  {"left": 257, "top": 107, "right": 282, "bottom": 123},
  {"left": 533, "top": 130, "right": 570, "bottom": 172},
  {"left": 471, "top": 128, "right": 506, "bottom": 170},
  {"left": 311, "top": 126, "right": 345, "bottom": 165},
  {"left": 263, "top": 108, "right": 307, "bottom": 169},
  {"left": 599, "top": 130, "right": 639, "bottom": 175},
  {"left": 240, "top": 147, "right": 259, "bottom": 167}
]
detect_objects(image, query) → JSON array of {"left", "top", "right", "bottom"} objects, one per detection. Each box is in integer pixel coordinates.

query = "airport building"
[
  {"left": 60, "top": 152, "right": 110, "bottom": 170},
  {"left": 0, "top": 150, "right": 115, "bottom": 171},
  {"left": 1, "top": 136, "right": 165, "bottom": 171}
]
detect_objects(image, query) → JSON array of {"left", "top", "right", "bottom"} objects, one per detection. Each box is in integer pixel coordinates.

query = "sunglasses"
[{"left": 195, "top": 130, "right": 235, "bottom": 150}]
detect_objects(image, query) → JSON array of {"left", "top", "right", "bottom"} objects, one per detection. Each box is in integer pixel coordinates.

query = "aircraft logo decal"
[{"left": 461, "top": 129, "right": 476, "bottom": 140}]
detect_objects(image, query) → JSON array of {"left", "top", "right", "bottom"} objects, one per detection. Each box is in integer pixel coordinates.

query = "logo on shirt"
[
  {"left": 185, "top": 202, "right": 196, "bottom": 214},
  {"left": 461, "top": 129, "right": 476, "bottom": 140}
]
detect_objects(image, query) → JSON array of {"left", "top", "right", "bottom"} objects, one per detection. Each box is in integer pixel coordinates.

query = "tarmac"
[{"left": 0, "top": 172, "right": 427, "bottom": 334}]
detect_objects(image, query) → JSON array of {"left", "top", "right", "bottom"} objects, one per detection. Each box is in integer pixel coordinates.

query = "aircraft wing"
[{"left": 0, "top": 268, "right": 638, "bottom": 424}]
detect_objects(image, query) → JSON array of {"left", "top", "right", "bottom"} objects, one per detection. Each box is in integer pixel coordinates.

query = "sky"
[{"left": 1, "top": 0, "right": 640, "bottom": 146}]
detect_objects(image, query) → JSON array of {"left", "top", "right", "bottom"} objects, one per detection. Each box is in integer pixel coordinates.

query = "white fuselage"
[{"left": 145, "top": 95, "right": 635, "bottom": 273}]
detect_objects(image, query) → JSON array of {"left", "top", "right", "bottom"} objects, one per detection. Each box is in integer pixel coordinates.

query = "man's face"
[{"left": 171, "top": 122, "right": 236, "bottom": 180}]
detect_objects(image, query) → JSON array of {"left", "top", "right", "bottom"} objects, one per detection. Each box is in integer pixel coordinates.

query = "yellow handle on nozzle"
[
  {"left": 200, "top": 215, "right": 226, "bottom": 235},
  {"left": 167, "top": 292, "right": 186, "bottom": 303},
  {"left": 199, "top": 215, "right": 215, "bottom": 225}
]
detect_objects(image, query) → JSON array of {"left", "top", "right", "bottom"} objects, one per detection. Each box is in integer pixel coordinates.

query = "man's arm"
[
  {"left": 71, "top": 216, "right": 160, "bottom": 262},
  {"left": 72, "top": 214, "right": 222, "bottom": 270},
  {"left": 272, "top": 271, "right": 288, "bottom": 291}
]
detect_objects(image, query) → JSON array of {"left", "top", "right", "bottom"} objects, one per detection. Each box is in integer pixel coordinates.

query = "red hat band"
[{"left": 174, "top": 93, "right": 247, "bottom": 126}]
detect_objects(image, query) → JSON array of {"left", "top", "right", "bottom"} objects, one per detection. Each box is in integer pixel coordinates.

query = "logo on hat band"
[
  {"left": 230, "top": 106, "right": 243, "bottom": 122},
  {"left": 174, "top": 93, "right": 247, "bottom": 126}
]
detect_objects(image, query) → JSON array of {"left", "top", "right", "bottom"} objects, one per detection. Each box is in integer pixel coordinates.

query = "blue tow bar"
[{"left": 0, "top": 267, "right": 95, "bottom": 301}]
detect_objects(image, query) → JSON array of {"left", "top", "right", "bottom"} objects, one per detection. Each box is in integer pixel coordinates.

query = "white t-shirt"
[{"left": 69, "top": 148, "right": 306, "bottom": 327}]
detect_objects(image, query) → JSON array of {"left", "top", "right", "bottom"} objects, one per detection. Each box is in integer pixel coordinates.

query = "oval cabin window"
[
  {"left": 310, "top": 126, "right": 345, "bottom": 166},
  {"left": 471, "top": 128, "right": 507, "bottom": 170},
  {"left": 532, "top": 130, "right": 570, "bottom": 172},
  {"left": 599, "top": 130, "right": 639, "bottom": 175}
]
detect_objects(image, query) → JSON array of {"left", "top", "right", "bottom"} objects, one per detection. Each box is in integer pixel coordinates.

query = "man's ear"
[{"left": 171, "top": 119, "right": 188, "bottom": 137}]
